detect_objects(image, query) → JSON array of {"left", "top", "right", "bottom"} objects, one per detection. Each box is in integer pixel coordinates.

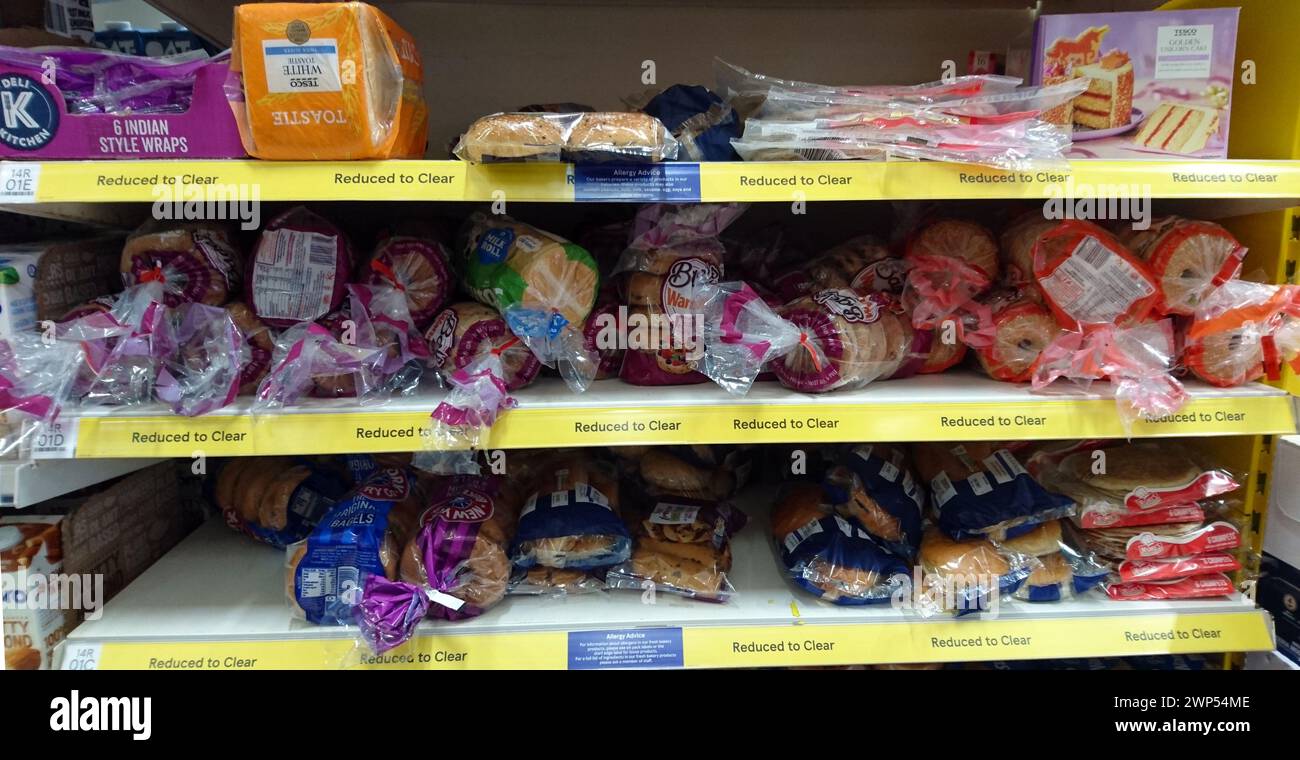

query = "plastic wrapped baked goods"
[
  {"left": 999, "top": 214, "right": 1054, "bottom": 297},
  {"left": 582, "top": 301, "right": 625, "bottom": 380},
  {"left": 454, "top": 111, "right": 678, "bottom": 163},
  {"left": 229, "top": 2, "right": 428, "bottom": 160},
  {"left": 510, "top": 455, "right": 630, "bottom": 570},
  {"left": 154, "top": 302, "right": 249, "bottom": 416},
  {"left": 616, "top": 204, "right": 742, "bottom": 385},
  {"left": 225, "top": 302, "right": 273, "bottom": 395},
  {"left": 1117, "top": 553, "right": 1241, "bottom": 583},
  {"left": 607, "top": 498, "right": 747, "bottom": 601},
  {"left": 911, "top": 442, "right": 1073, "bottom": 540},
  {"left": 458, "top": 213, "right": 599, "bottom": 387},
  {"left": 1032, "top": 220, "right": 1159, "bottom": 331},
  {"left": 1038, "top": 442, "right": 1239, "bottom": 525},
  {"left": 286, "top": 466, "right": 423, "bottom": 625},
  {"left": 248, "top": 207, "right": 354, "bottom": 327},
  {"left": 772, "top": 235, "right": 904, "bottom": 298},
  {"left": 1104, "top": 573, "right": 1235, "bottom": 601},
  {"left": 120, "top": 220, "right": 243, "bottom": 307},
  {"left": 917, "top": 330, "right": 967, "bottom": 374},
  {"left": 973, "top": 290, "right": 1063, "bottom": 382},
  {"left": 919, "top": 528, "right": 1029, "bottom": 615},
  {"left": 1118, "top": 217, "right": 1245, "bottom": 316},
  {"left": 1184, "top": 280, "right": 1300, "bottom": 386},
  {"left": 365, "top": 234, "right": 453, "bottom": 331},
  {"left": 772, "top": 483, "right": 911, "bottom": 605},
  {"left": 356, "top": 474, "right": 523, "bottom": 652},
  {"left": 509, "top": 566, "right": 606, "bottom": 596},
  {"left": 987, "top": 519, "right": 1108, "bottom": 602},
  {"left": 216, "top": 457, "right": 349, "bottom": 548},
  {"left": 639, "top": 448, "right": 736, "bottom": 501},
  {"left": 822, "top": 444, "right": 925, "bottom": 560},
  {"left": 903, "top": 219, "right": 999, "bottom": 334},
  {"left": 425, "top": 302, "right": 540, "bottom": 391}
]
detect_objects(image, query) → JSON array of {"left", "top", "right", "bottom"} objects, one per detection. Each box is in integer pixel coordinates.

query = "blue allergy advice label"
[{"left": 568, "top": 627, "right": 685, "bottom": 669}]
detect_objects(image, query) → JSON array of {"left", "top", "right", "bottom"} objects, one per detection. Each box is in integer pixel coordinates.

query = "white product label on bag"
[
  {"left": 253, "top": 229, "right": 338, "bottom": 321},
  {"left": 833, "top": 515, "right": 855, "bottom": 537},
  {"left": 1039, "top": 237, "right": 1155, "bottom": 325},
  {"left": 785, "top": 518, "right": 824, "bottom": 552},
  {"left": 262, "top": 39, "right": 342, "bottom": 93},
  {"left": 650, "top": 503, "right": 700, "bottom": 525},
  {"left": 998, "top": 449, "right": 1028, "bottom": 477},
  {"left": 983, "top": 454, "right": 1013, "bottom": 485},
  {"left": 968, "top": 472, "right": 993, "bottom": 496},
  {"left": 931, "top": 471, "right": 957, "bottom": 506},
  {"left": 1155, "top": 25, "right": 1214, "bottom": 79},
  {"left": 879, "top": 461, "right": 900, "bottom": 483}
]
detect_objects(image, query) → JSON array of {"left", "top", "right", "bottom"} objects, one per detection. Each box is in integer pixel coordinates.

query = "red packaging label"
[
  {"left": 1124, "top": 470, "right": 1239, "bottom": 510},
  {"left": 1124, "top": 521, "right": 1241, "bottom": 560},
  {"left": 1077, "top": 503, "right": 1205, "bottom": 529},
  {"left": 1105, "top": 573, "right": 1235, "bottom": 601},
  {"left": 1118, "top": 553, "right": 1241, "bottom": 582}
]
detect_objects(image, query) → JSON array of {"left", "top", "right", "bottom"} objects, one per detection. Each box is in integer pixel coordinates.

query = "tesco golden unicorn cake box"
[{"left": 1031, "top": 8, "right": 1239, "bottom": 159}]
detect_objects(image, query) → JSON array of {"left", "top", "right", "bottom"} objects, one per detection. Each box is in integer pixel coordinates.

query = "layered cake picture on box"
[{"left": 1032, "top": 8, "right": 1239, "bottom": 158}]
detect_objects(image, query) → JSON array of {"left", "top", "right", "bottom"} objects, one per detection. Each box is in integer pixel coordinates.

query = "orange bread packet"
[{"left": 230, "top": 2, "right": 427, "bottom": 159}]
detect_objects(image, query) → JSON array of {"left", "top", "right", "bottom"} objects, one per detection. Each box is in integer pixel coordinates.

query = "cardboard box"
[
  {"left": 1031, "top": 8, "right": 1239, "bottom": 159},
  {"left": 1265, "top": 435, "right": 1300, "bottom": 569},
  {"left": 0, "top": 235, "right": 124, "bottom": 337},
  {"left": 1258, "top": 553, "right": 1300, "bottom": 666},
  {"left": 1, "top": 515, "right": 74, "bottom": 670}
]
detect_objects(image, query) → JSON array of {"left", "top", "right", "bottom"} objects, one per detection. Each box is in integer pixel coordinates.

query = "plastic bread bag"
[
  {"left": 59, "top": 281, "right": 169, "bottom": 407},
  {"left": 247, "top": 207, "right": 355, "bottom": 329},
  {"left": 757, "top": 77, "right": 1087, "bottom": 120},
  {"left": 769, "top": 234, "right": 905, "bottom": 298},
  {"left": 1184, "top": 280, "right": 1300, "bottom": 386},
  {"left": 225, "top": 303, "right": 273, "bottom": 395},
  {"left": 214, "top": 457, "right": 350, "bottom": 549},
  {"left": 614, "top": 203, "right": 744, "bottom": 386},
  {"left": 636, "top": 447, "right": 737, "bottom": 501},
  {"left": 1037, "top": 441, "right": 1239, "bottom": 520},
  {"left": 606, "top": 498, "right": 747, "bottom": 602},
  {"left": 0, "top": 334, "right": 84, "bottom": 456},
  {"left": 426, "top": 302, "right": 541, "bottom": 393},
  {"left": 510, "top": 455, "right": 631, "bottom": 571},
  {"left": 1117, "top": 217, "right": 1246, "bottom": 316},
  {"left": 1104, "top": 573, "right": 1236, "bottom": 601},
  {"left": 582, "top": 300, "right": 626, "bottom": 380},
  {"left": 972, "top": 289, "right": 1062, "bottom": 382},
  {"left": 454, "top": 111, "right": 678, "bottom": 163},
  {"left": 355, "top": 474, "right": 521, "bottom": 653},
  {"left": 366, "top": 233, "right": 454, "bottom": 331},
  {"left": 1117, "top": 552, "right": 1241, "bottom": 584},
  {"left": 918, "top": 528, "right": 1031, "bottom": 617},
  {"left": 425, "top": 351, "right": 517, "bottom": 453},
  {"left": 252, "top": 322, "right": 387, "bottom": 411},
  {"left": 229, "top": 2, "right": 427, "bottom": 160},
  {"left": 342, "top": 283, "right": 431, "bottom": 397},
  {"left": 285, "top": 466, "right": 423, "bottom": 625},
  {"left": 911, "top": 442, "right": 1074, "bottom": 540},
  {"left": 457, "top": 212, "right": 599, "bottom": 392},
  {"left": 1031, "top": 320, "right": 1187, "bottom": 429},
  {"left": 507, "top": 567, "right": 607, "bottom": 597},
  {"left": 772, "top": 483, "right": 911, "bottom": 605},
  {"left": 821, "top": 444, "right": 925, "bottom": 561},
  {"left": 154, "top": 302, "right": 248, "bottom": 417},
  {"left": 634, "top": 84, "right": 740, "bottom": 161},
  {"left": 903, "top": 218, "right": 998, "bottom": 335},
  {"left": 0, "top": 46, "right": 213, "bottom": 115},
  {"left": 1121, "top": 521, "right": 1242, "bottom": 561},
  {"left": 985, "top": 519, "right": 1107, "bottom": 602},
  {"left": 697, "top": 282, "right": 912, "bottom": 394},
  {"left": 120, "top": 220, "right": 244, "bottom": 308},
  {"left": 1031, "top": 220, "right": 1160, "bottom": 332}
]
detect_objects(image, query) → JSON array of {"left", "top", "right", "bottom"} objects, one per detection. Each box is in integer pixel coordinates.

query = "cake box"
[{"left": 1031, "top": 8, "right": 1239, "bottom": 159}]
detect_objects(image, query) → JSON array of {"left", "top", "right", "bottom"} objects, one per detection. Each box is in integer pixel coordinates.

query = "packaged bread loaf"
[
  {"left": 903, "top": 218, "right": 999, "bottom": 331},
  {"left": 120, "top": 220, "right": 242, "bottom": 307},
  {"left": 425, "top": 302, "right": 541, "bottom": 391},
  {"left": 776, "top": 234, "right": 905, "bottom": 298},
  {"left": 286, "top": 466, "right": 423, "bottom": 625},
  {"left": 1032, "top": 220, "right": 1159, "bottom": 330},
  {"left": 615, "top": 204, "right": 742, "bottom": 385},
  {"left": 458, "top": 213, "right": 599, "bottom": 373},
  {"left": 248, "top": 207, "right": 354, "bottom": 327},
  {"left": 998, "top": 213, "right": 1054, "bottom": 298},
  {"left": 607, "top": 497, "right": 747, "bottom": 601},
  {"left": 366, "top": 234, "right": 453, "bottom": 331},
  {"left": 229, "top": 2, "right": 428, "bottom": 160},
  {"left": 1117, "top": 216, "right": 1245, "bottom": 316},
  {"left": 638, "top": 447, "right": 736, "bottom": 501},
  {"left": 225, "top": 302, "right": 273, "bottom": 394},
  {"left": 822, "top": 443, "right": 925, "bottom": 560},
  {"left": 454, "top": 111, "right": 678, "bottom": 163},
  {"left": 772, "top": 483, "right": 911, "bottom": 605},
  {"left": 919, "top": 528, "right": 1029, "bottom": 615},
  {"left": 989, "top": 519, "right": 1108, "bottom": 602},
  {"left": 510, "top": 455, "right": 630, "bottom": 571},
  {"left": 911, "top": 442, "right": 1074, "bottom": 541},
  {"left": 1184, "top": 280, "right": 1300, "bottom": 387},
  {"left": 216, "top": 457, "right": 349, "bottom": 548},
  {"left": 973, "top": 289, "right": 1063, "bottom": 382},
  {"left": 581, "top": 300, "right": 625, "bottom": 380}
]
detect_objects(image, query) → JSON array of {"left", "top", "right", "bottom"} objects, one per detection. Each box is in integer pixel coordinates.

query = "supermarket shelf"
[
  {"left": 6, "top": 159, "right": 1300, "bottom": 205},
  {"left": 0, "top": 458, "right": 162, "bottom": 509},
  {"left": 54, "top": 373, "right": 1296, "bottom": 459},
  {"left": 61, "top": 517, "right": 1275, "bottom": 670}
]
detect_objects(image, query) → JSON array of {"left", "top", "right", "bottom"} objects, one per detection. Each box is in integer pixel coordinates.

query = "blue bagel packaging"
[
  {"left": 822, "top": 444, "right": 925, "bottom": 561},
  {"left": 911, "top": 443, "right": 1074, "bottom": 540},
  {"left": 510, "top": 456, "right": 631, "bottom": 571},
  {"left": 286, "top": 467, "right": 422, "bottom": 626},
  {"left": 214, "top": 458, "right": 349, "bottom": 550}
]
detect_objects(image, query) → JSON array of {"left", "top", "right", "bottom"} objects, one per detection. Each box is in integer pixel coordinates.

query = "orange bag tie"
[
  {"left": 798, "top": 332, "right": 823, "bottom": 372},
  {"left": 492, "top": 336, "right": 520, "bottom": 357},
  {"left": 370, "top": 259, "right": 406, "bottom": 291},
  {"left": 139, "top": 265, "right": 166, "bottom": 284}
]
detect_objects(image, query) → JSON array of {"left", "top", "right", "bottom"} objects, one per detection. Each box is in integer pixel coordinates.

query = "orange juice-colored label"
[{"left": 232, "top": 2, "right": 426, "bottom": 159}]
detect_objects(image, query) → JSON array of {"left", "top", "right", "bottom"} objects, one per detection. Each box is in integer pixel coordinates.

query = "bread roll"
[
  {"left": 998, "top": 519, "right": 1063, "bottom": 557},
  {"left": 425, "top": 302, "right": 541, "bottom": 391},
  {"left": 225, "top": 302, "right": 273, "bottom": 395},
  {"left": 1025, "top": 552, "right": 1072, "bottom": 587},
  {"left": 564, "top": 112, "right": 673, "bottom": 162},
  {"left": 366, "top": 236, "right": 453, "bottom": 330},
  {"left": 1118, "top": 217, "right": 1244, "bottom": 316},
  {"left": 121, "top": 220, "right": 242, "bottom": 307},
  {"left": 772, "top": 289, "right": 893, "bottom": 392},
  {"left": 919, "top": 529, "right": 1010, "bottom": 577},
  {"left": 770, "top": 483, "right": 829, "bottom": 539},
  {"left": 906, "top": 219, "right": 999, "bottom": 284},
  {"left": 458, "top": 113, "right": 564, "bottom": 162},
  {"left": 974, "top": 293, "right": 1062, "bottom": 383}
]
